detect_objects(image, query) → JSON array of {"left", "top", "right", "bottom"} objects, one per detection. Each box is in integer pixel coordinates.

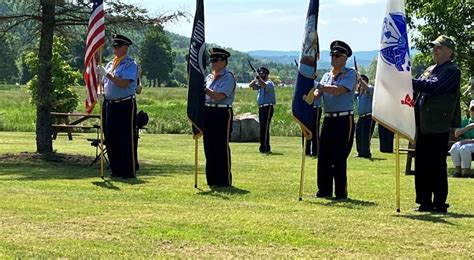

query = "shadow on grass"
[
  {"left": 306, "top": 197, "right": 378, "bottom": 209},
  {"left": 91, "top": 177, "right": 148, "bottom": 189},
  {"left": 0, "top": 152, "right": 197, "bottom": 181},
  {"left": 265, "top": 152, "right": 284, "bottom": 156},
  {"left": 91, "top": 179, "right": 120, "bottom": 190},
  {"left": 398, "top": 212, "right": 474, "bottom": 225},
  {"left": 368, "top": 157, "right": 387, "bottom": 162},
  {"left": 196, "top": 186, "right": 250, "bottom": 200}
]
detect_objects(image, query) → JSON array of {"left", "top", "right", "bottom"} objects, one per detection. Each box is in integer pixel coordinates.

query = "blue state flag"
[
  {"left": 292, "top": 0, "right": 320, "bottom": 140},
  {"left": 187, "top": 0, "right": 207, "bottom": 139}
]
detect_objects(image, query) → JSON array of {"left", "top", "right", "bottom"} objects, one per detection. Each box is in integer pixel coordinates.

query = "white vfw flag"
[{"left": 373, "top": 0, "right": 415, "bottom": 142}]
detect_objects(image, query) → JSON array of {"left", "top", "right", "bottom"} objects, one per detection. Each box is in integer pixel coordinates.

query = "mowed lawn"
[{"left": 0, "top": 132, "right": 473, "bottom": 258}]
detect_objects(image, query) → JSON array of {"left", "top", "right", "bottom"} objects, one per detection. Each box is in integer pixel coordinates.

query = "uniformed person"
[
  {"left": 355, "top": 74, "right": 375, "bottom": 158},
  {"left": 249, "top": 66, "right": 276, "bottom": 153},
  {"left": 313, "top": 40, "right": 357, "bottom": 199},
  {"left": 96, "top": 34, "right": 138, "bottom": 179},
  {"left": 378, "top": 124, "right": 394, "bottom": 153},
  {"left": 203, "top": 48, "right": 236, "bottom": 187}
]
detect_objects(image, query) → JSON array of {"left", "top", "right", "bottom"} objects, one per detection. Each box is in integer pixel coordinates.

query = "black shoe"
[
  {"left": 433, "top": 204, "right": 449, "bottom": 213},
  {"left": 453, "top": 172, "right": 462, "bottom": 178},
  {"left": 110, "top": 173, "right": 122, "bottom": 178},
  {"left": 316, "top": 191, "right": 332, "bottom": 198},
  {"left": 334, "top": 195, "right": 348, "bottom": 200},
  {"left": 414, "top": 204, "right": 434, "bottom": 212}
]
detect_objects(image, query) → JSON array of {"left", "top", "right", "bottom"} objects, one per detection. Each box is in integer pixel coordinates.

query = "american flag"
[{"left": 84, "top": 0, "right": 105, "bottom": 113}]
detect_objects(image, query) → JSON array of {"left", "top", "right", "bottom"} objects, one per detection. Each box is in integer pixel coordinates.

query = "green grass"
[
  {"left": 0, "top": 84, "right": 301, "bottom": 136},
  {"left": 0, "top": 132, "right": 473, "bottom": 257}
]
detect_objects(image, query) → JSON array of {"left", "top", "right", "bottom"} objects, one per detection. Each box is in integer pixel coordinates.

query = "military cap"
[
  {"left": 429, "top": 35, "right": 455, "bottom": 50},
  {"left": 258, "top": 67, "right": 270, "bottom": 74},
  {"left": 470, "top": 100, "right": 474, "bottom": 110},
  {"left": 112, "top": 34, "right": 133, "bottom": 47},
  {"left": 330, "top": 40, "right": 352, "bottom": 57},
  {"left": 360, "top": 74, "right": 369, "bottom": 83},
  {"left": 209, "top": 47, "right": 231, "bottom": 59}
]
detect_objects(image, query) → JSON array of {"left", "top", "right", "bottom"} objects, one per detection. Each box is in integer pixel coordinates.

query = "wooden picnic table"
[{"left": 51, "top": 112, "right": 100, "bottom": 140}]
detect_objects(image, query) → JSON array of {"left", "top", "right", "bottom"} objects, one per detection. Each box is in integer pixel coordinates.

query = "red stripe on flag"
[{"left": 84, "top": 1, "right": 105, "bottom": 114}]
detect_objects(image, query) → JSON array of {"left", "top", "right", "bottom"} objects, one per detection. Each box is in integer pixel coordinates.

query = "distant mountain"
[{"left": 247, "top": 50, "right": 379, "bottom": 69}]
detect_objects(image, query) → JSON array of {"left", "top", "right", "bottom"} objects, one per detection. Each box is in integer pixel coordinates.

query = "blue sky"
[{"left": 127, "top": 0, "right": 405, "bottom": 52}]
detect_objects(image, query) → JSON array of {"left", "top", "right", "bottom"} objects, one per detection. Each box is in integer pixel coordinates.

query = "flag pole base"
[
  {"left": 396, "top": 208, "right": 401, "bottom": 213},
  {"left": 299, "top": 197, "right": 303, "bottom": 201},
  {"left": 194, "top": 184, "right": 197, "bottom": 188}
]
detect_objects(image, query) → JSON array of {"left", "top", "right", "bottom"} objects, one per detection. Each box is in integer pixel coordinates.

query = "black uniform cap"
[
  {"left": 360, "top": 74, "right": 369, "bottom": 83},
  {"left": 330, "top": 40, "right": 352, "bottom": 57},
  {"left": 209, "top": 47, "right": 231, "bottom": 59},
  {"left": 112, "top": 34, "right": 133, "bottom": 47},
  {"left": 258, "top": 67, "right": 270, "bottom": 74}
]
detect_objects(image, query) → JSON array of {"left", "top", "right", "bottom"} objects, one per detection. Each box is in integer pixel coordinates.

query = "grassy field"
[
  {"left": 0, "top": 132, "right": 473, "bottom": 258},
  {"left": 0, "top": 84, "right": 301, "bottom": 136}
]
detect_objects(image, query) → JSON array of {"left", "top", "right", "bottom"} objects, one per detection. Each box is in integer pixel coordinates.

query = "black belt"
[
  {"left": 359, "top": 112, "right": 372, "bottom": 117},
  {"left": 258, "top": 103, "right": 273, "bottom": 108},
  {"left": 205, "top": 103, "right": 232, "bottom": 108},
  {"left": 324, "top": 111, "right": 354, "bottom": 117},
  {"left": 107, "top": 95, "right": 135, "bottom": 104}
]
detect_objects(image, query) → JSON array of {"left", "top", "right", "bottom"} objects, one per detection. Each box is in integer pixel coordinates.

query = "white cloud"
[
  {"left": 352, "top": 17, "right": 369, "bottom": 24},
  {"left": 336, "top": 0, "right": 380, "bottom": 5}
]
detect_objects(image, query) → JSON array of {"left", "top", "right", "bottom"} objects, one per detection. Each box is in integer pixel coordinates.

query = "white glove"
[{"left": 96, "top": 65, "right": 107, "bottom": 76}]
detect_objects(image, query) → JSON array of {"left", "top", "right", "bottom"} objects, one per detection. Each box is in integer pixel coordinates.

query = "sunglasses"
[
  {"left": 330, "top": 53, "right": 346, "bottom": 58},
  {"left": 209, "top": 57, "right": 224, "bottom": 63}
]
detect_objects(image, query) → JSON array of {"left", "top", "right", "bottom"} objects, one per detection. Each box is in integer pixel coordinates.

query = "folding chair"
[{"left": 87, "top": 125, "right": 109, "bottom": 167}]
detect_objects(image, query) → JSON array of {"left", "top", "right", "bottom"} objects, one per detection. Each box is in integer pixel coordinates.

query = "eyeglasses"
[{"left": 330, "top": 53, "right": 346, "bottom": 58}]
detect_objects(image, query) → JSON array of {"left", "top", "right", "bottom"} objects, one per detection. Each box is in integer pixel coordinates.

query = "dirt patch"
[{"left": 0, "top": 152, "right": 93, "bottom": 164}]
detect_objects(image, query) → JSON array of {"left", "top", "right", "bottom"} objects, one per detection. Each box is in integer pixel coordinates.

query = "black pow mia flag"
[{"left": 186, "top": 0, "right": 206, "bottom": 139}]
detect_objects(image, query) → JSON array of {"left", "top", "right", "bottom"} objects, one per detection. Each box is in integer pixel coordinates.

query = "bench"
[
  {"left": 51, "top": 112, "right": 100, "bottom": 140},
  {"left": 403, "top": 140, "right": 474, "bottom": 175}
]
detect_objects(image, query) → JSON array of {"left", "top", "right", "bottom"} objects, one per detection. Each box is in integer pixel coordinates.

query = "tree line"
[{"left": 1, "top": 0, "right": 471, "bottom": 154}]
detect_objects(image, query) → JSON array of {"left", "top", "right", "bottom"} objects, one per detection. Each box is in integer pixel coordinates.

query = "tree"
[
  {"left": 26, "top": 36, "right": 81, "bottom": 116},
  {"left": 0, "top": 33, "right": 19, "bottom": 83},
  {"left": 366, "top": 58, "right": 377, "bottom": 82},
  {"left": 0, "top": 1, "right": 184, "bottom": 153},
  {"left": 138, "top": 25, "right": 174, "bottom": 87},
  {"left": 406, "top": 0, "right": 473, "bottom": 78}
]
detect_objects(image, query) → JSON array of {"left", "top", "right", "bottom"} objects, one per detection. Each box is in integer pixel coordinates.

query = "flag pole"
[
  {"left": 98, "top": 46, "right": 105, "bottom": 180},
  {"left": 395, "top": 133, "right": 400, "bottom": 212},
  {"left": 298, "top": 140, "right": 307, "bottom": 201},
  {"left": 194, "top": 138, "right": 198, "bottom": 188}
]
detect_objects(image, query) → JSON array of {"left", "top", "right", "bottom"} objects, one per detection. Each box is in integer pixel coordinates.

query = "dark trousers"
[
  {"left": 355, "top": 115, "right": 375, "bottom": 158},
  {"left": 317, "top": 115, "right": 355, "bottom": 198},
  {"left": 134, "top": 127, "right": 140, "bottom": 170},
  {"left": 378, "top": 124, "right": 394, "bottom": 153},
  {"left": 203, "top": 107, "right": 233, "bottom": 187},
  {"left": 105, "top": 98, "right": 137, "bottom": 178},
  {"left": 415, "top": 130, "right": 449, "bottom": 208},
  {"left": 258, "top": 105, "right": 274, "bottom": 153},
  {"left": 303, "top": 106, "right": 322, "bottom": 156}
]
